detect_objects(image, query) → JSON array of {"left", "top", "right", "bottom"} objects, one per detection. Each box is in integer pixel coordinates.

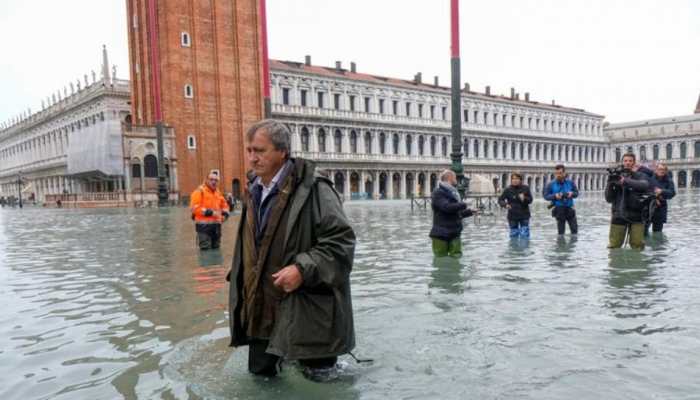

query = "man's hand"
[
  {"left": 555, "top": 193, "right": 563, "bottom": 200},
  {"left": 222, "top": 210, "right": 230, "bottom": 221},
  {"left": 655, "top": 188, "right": 663, "bottom": 196},
  {"left": 566, "top": 191, "right": 573, "bottom": 198},
  {"left": 203, "top": 208, "right": 214, "bottom": 217},
  {"left": 518, "top": 193, "right": 526, "bottom": 202},
  {"left": 272, "top": 265, "right": 303, "bottom": 293}
]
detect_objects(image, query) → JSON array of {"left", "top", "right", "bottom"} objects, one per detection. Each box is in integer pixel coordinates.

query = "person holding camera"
[
  {"left": 646, "top": 163, "right": 676, "bottom": 234},
  {"left": 498, "top": 172, "right": 533, "bottom": 239},
  {"left": 429, "top": 169, "right": 477, "bottom": 257},
  {"left": 543, "top": 164, "right": 579, "bottom": 235},
  {"left": 605, "top": 152, "right": 652, "bottom": 250}
]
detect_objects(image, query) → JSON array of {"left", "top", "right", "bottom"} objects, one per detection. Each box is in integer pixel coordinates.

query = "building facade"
[
  {"left": 271, "top": 58, "right": 609, "bottom": 200},
  {"left": 0, "top": 48, "right": 177, "bottom": 205},
  {"left": 606, "top": 112, "right": 700, "bottom": 188}
]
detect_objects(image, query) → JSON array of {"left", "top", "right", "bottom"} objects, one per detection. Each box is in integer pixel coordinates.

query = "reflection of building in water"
[
  {"left": 606, "top": 99, "right": 700, "bottom": 189},
  {"left": 272, "top": 58, "right": 609, "bottom": 200},
  {"left": 0, "top": 47, "right": 177, "bottom": 205}
]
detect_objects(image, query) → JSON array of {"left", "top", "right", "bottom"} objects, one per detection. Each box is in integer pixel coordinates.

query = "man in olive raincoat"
[{"left": 227, "top": 119, "right": 356, "bottom": 380}]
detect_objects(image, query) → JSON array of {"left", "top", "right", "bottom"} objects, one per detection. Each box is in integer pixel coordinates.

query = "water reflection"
[{"left": 2, "top": 192, "right": 700, "bottom": 399}]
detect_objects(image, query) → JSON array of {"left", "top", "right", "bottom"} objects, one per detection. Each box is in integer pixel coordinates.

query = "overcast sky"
[{"left": 1, "top": 0, "right": 698, "bottom": 126}]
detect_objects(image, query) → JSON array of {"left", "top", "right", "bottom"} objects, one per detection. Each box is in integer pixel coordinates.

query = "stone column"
[
  {"left": 372, "top": 132, "right": 379, "bottom": 155},
  {"left": 399, "top": 171, "right": 407, "bottom": 199},
  {"left": 360, "top": 170, "right": 366, "bottom": 198},
  {"left": 343, "top": 169, "right": 351, "bottom": 201},
  {"left": 372, "top": 171, "right": 380, "bottom": 199},
  {"left": 399, "top": 133, "right": 406, "bottom": 156},
  {"left": 387, "top": 171, "right": 394, "bottom": 199}
]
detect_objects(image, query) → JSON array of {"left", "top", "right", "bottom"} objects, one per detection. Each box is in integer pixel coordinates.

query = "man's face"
[
  {"left": 246, "top": 130, "right": 287, "bottom": 180},
  {"left": 655, "top": 166, "right": 668, "bottom": 178},
  {"left": 622, "top": 156, "right": 635, "bottom": 170},
  {"left": 555, "top": 168, "right": 565, "bottom": 181},
  {"left": 511, "top": 176, "right": 522, "bottom": 186},
  {"left": 447, "top": 173, "right": 457, "bottom": 186},
  {"left": 206, "top": 174, "right": 219, "bottom": 190}
]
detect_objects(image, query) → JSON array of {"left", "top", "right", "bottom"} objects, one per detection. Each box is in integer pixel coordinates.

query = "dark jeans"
[
  {"left": 248, "top": 339, "right": 337, "bottom": 377},
  {"left": 553, "top": 206, "right": 578, "bottom": 235},
  {"left": 195, "top": 223, "right": 221, "bottom": 250},
  {"left": 645, "top": 221, "right": 664, "bottom": 234}
]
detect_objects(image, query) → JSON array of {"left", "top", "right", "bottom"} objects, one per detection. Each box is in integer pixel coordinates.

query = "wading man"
[
  {"left": 190, "top": 172, "right": 230, "bottom": 250},
  {"left": 543, "top": 164, "right": 579, "bottom": 235},
  {"left": 227, "top": 119, "right": 356, "bottom": 381},
  {"left": 647, "top": 162, "right": 676, "bottom": 234},
  {"left": 429, "top": 169, "right": 476, "bottom": 257},
  {"left": 605, "top": 153, "right": 652, "bottom": 250}
]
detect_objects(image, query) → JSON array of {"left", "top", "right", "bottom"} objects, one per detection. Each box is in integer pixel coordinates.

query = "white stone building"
[
  {"left": 606, "top": 109, "right": 700, "bottom": 189},
  {"left": 0, "top": 48, "right": 177, "bottom": 205},
  {"left": 270, "top": 58, "right": 610, "bottom": 200}
]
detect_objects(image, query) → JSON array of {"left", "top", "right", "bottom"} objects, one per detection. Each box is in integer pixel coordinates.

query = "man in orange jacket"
[{"left": 190, "top": 172, "right": 230, "bottom": 249}]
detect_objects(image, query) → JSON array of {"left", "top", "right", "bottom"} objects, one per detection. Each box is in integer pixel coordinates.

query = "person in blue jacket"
[
  {"left": 498, "top": 172, "right": 533, "bottom": 239},
  {"left": 543, "top": 164, "right": 579, "bottom": 235}
]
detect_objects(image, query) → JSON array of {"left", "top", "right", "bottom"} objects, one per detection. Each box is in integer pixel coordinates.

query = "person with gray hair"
[
  {"left": 227, "top": 119, "right": 357, "bottom": 381},
  {"left": 429, "top": 169, "right": 477, "bottom": 257}
]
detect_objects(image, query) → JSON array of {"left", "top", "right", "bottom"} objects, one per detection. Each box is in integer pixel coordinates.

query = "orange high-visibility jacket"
[{"left": 190, "top": 184, "right": 230, "bottom": 223}]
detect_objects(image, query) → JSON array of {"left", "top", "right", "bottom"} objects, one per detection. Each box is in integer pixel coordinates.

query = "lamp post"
[
  {"left": 147, "top": 0, "right": 169, "bottom": 206},
  {"left": 16, "top": 171, "right": 23, "bottom": 209},
  {"left": 450, "top": 0, "right": 468, "bottom": 196}
]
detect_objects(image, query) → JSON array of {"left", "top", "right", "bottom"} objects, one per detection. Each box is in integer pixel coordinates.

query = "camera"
[{"left": 606, "top": 166, "right": 625, "bottom": 181}]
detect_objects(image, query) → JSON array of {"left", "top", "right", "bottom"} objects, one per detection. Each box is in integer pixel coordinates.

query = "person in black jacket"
[
  {"left": 498, "top": 172, "right": 533, "bottom": 239},
  {"left": 605, "top": 153, "right": 652, "bottom": 249},
  {"left": 429, "top": 170, "right": 477, "bottom": 257},
  {"left": 647, "top": 163, "right": 676, "bottom": 234}
]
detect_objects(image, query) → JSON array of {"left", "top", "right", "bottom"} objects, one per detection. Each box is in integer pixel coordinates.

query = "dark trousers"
[
  {"left": 645, "top": 221, "right": 664, "bottom": 234},
  {"left": 554, "top": 206, "right": 578, "bottom": 235},
  {"left": 248, "top": 339, "right": 337, "bottom": 377},
  {"left": 195, "top": 223, "right": 221, "bottom": 250}
]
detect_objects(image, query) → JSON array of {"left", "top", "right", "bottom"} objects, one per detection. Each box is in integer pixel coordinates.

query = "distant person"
[
  {"left": 543, "top": 164, "right": 579, "bottom": 235},
  {"left": 429, "top": 169, "right": 476, "bottom": 257},
  {"left": 189, "top": 172, "right": 230, "bottom": 250},
  {"left": 647, "top": 163, "right": 676, "bottom": 234},
  {"left": 225, "top": 192, "right": 236, "bottom": 211},
  {"left": 498, "top": 172, "right": 533, "bottom": 239},
  {"left": 227, "top": 119, "right": 356, "bottom": 381},
  {"left": 605, "top": 152, "right": 652, "bottom": 250}
]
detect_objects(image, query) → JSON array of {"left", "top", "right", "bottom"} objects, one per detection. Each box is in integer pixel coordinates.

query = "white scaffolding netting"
[{"left": 67, "top": 117, "right": 124, "bottom": 176}]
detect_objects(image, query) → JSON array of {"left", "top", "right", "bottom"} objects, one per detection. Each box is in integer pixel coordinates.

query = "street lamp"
[
  {"left": 16, "top": 171, "right": 23, "bottom": 208},
  {"left": 449, "top": 0, "right": 467, "bottom": 197}
]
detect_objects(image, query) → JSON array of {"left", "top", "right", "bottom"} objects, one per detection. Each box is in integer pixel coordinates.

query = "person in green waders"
[{"left": 429, "top": 169, "right": 477, "bottom": 257}]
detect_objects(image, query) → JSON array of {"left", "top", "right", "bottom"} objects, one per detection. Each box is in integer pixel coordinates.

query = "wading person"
[
  {"left": 190, "top": 172, "right": 230, "bottom": 250},
  {"left": 647, "top": 163, "right": 676, "bottom": 234},
  {"left": 429, "top": 169, "right": 476, "bottom": 257},
  {"left": 227, "top": 119, "right": 356, "bottom": 381},
  {"left": 605, "top": 153, "right": 652, "bottom": 250},
  {"left": 498, "top": 172, "right": 533, "bottom": 239},
  {"left": 543, "top": 164, "right": 579, "bottom": 235}
]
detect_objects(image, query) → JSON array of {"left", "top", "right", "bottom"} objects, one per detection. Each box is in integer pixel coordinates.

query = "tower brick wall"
[{"left": 126, "top": 0, "right": 264, "bottom": 196}]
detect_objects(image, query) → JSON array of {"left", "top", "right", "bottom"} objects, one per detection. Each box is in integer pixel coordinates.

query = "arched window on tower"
[
  {"left": 430, "top": 136, "right": 436, "bottom": 156},
  {"left": 380, "top": 132, "right": 386, "bottom": 154},
  {"left": 364, "top": 132, "right": 372, "bottom": 154},
  {"left": 144, "top": 154, "right": 158, "bottom": 178},
  {"left": 666, "top": 143, "right": 673, "bottom": 159},
  {"left": 392, "top": 133, "right": 399, "bottom": 154},
  {"left": 334, "top": 129, "right": 342, "bottom": 153},
  {"left": 418, "top": 135, "right": 425, "bottom": 156},
  {"left": 350, "top": 130, "right": 358, "bottom": 153},
  {"left": 680, "top": 142, "right": 687, "bottom": 159},
  {"left": 406, "top": 134, "right": 413, "bottom": 155},
  {"left": 442, "top": 137, "right": 448, "bottom": 157}
]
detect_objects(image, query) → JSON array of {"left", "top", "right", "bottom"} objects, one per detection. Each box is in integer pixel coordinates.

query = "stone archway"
[
  {"left": 692, "top": 170, "right": 700, "bottom": 188},
  {"left": 350, "top": 172, "right": 360, "bottom": 199},
  {"left": 430, "top": 173, "right": 438, "bottom": 193},
  {"left": 678, "top": 170, "right": 688, "bottom": 188},
  {"left": 392, "top": 173, "right": 401, "bottom": 199},
  {"left": 406, "top": 172, "right": 415, "bottom": 197},
  {"left": 418, "top": 173, "right": 426, "bottom": 197},
  {"left": 334, "top": 172, "right": 345, "bottom": 195},
  {"left": 364, "top": 172, "right": 374, "bottom": 199},
  {"left": 379, "top": 172, "right": 388, "bottom": 199}
]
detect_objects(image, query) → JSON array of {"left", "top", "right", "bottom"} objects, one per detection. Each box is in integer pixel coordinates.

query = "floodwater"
[{"left": 1, "top": 191, "right": 700, "bottom": 400}]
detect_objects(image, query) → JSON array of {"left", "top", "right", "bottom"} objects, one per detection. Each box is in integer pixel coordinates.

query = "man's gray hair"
[
  {"left": 439, "top": 169, "right": 456, "bottom": 182},
  {"left": 245, "top": 119, "right": 291, "bottom": 155}
]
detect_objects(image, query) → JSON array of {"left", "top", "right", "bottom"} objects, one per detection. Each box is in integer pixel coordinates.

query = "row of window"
[
  {"left": 279, "top": 87, "right": 599, "bottom": 134},
  {"left": 297, "top": 127, "right": 606, "bottom": 162},
  {"left": 615, "top": 141, "right": 700, "bottom": 162},
  {"left": 0, "top": 112, "right": 105, "bottom": 162}
]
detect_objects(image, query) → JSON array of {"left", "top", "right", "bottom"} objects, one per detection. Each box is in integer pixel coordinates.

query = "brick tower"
[{"left": 126, "top": 0, "right": 264, "bottom": 197}]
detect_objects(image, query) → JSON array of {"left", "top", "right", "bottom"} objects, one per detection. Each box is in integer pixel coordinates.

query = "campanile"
[{"left": 126, "top": 0, "right": 264, "bottom": 197}]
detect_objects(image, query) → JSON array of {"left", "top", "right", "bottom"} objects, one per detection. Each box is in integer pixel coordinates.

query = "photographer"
[
  {"left": 543, "top": 164, "right": 579, "bottom": 235},
  {"left": 646, "top": 163, "right": 676, "bottom": 234},
  {"left": 429, "top": 169, "right": 477, "bottom": 257},
  {"left": 605, "top": 153, "right": 652, "bottom": 250}
]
